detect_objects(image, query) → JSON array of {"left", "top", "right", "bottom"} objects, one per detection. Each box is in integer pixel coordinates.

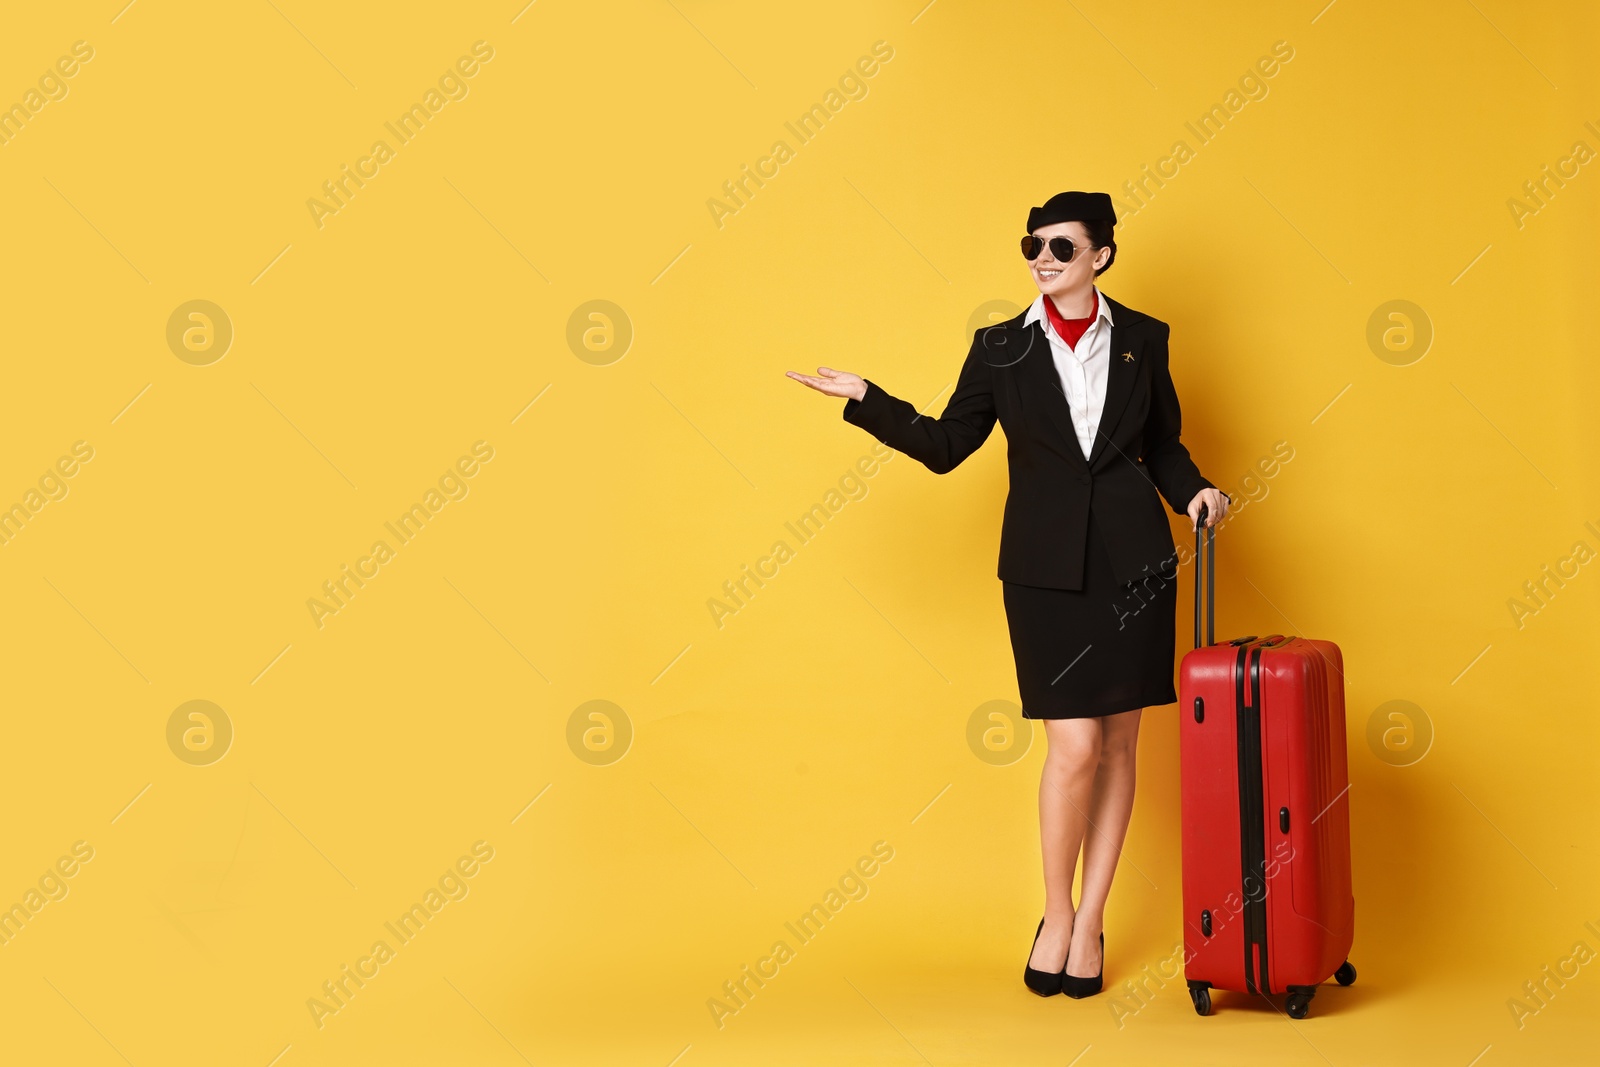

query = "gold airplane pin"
[{"left": 1121, "top": 351, "right": 1135, "bottom": 362}]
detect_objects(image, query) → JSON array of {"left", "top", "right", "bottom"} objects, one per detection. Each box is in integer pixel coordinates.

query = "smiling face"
[{"left": 1028, "top": 220, "right": 1109, "bottom": 299}]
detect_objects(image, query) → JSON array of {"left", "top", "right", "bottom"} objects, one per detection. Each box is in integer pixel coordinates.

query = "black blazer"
[{"left": 841, "top": 293, "right": 1216, "bottom": 591}]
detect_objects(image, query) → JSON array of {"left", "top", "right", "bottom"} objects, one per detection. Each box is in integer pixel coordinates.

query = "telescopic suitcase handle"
[{"left": 1194, "top": 503, "right": 1215, "bottom": 648}]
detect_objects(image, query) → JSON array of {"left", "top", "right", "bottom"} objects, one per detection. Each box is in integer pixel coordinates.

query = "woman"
[{"left": 786, "top": 190, "right": 1230, "bottom": 999}]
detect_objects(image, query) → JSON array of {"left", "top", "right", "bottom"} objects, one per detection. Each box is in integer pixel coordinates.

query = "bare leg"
[
  {"left": 1027, "top": 717, "right": 1103, "bottom": 973},
  {"left": 1066, "top": 706, "right": 1143, "bottom": 977}
]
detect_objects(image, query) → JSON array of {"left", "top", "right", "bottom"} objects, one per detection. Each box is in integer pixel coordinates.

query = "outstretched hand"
[
  {"left": 786, "top": 366, "right": 867, "bottom": 402},
  {"left": 1187, "top": 487, "right": 1231, "bottom": 531}
]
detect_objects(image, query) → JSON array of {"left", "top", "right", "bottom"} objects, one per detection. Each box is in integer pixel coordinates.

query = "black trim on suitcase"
[{"left": 1235, "top": 643, "right": 1270, "bottom": 996}]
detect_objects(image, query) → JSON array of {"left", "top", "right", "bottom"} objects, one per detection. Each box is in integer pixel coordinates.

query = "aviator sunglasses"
[{"left": 1020, "top": 234, "right": 1095, "bottom": 263}]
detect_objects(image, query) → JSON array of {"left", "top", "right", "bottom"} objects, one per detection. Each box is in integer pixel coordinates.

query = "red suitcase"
[{"left": 1177, "top": 507, "right": 1356, "bottom": 1018}]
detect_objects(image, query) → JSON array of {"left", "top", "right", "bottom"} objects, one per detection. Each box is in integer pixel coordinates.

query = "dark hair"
[{"left": 1083, "top": 219, "right": 1117, "bottom": 276}]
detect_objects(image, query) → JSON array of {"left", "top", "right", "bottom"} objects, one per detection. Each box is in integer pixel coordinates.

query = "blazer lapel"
[
  {"left": 1088, "top": 321, "right": 1139, "bottom": 467},
  {"left": 1012, "top": 295, "right": 1148, "bottom": 469},
  {"left": 1016, "top": 319, "right": 1089, "bottom": 472},
  {"left": 1086, "top": 302, "right": 1142, "bottom": 467}
]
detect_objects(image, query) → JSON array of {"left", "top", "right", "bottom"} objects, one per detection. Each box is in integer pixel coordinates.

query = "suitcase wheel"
[
  {"left": 1189, "top": 987, "right": 1211, "bottom": 1016},
  {"left": 1335, "top": 960, "right": 1356, "bottom": 986},
  {"left": 1286, "top": 991, "right": 1313, "bottom": 1019}
]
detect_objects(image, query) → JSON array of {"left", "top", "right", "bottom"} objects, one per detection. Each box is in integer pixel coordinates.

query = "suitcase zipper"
[{"left": 1235, "top": 642, "right": 1271, "bottom": 996}]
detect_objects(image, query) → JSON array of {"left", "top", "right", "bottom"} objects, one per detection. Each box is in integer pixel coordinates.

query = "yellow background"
[{"left": 1, "top": 1, "right": 1596, "bottom": 1064}]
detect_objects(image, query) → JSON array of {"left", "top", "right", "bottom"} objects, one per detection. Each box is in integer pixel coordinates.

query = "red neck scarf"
[{"left": 1043, "top": 289, "right": 1098, "bottom": 350}]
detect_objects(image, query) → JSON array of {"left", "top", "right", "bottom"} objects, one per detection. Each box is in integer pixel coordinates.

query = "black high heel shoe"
[
  {"left": 1062, "top": 932, "right": 1104, "bottom": 998},
  {"left": 1023, "top": 918, "right": 1065, "bottom": 997}
]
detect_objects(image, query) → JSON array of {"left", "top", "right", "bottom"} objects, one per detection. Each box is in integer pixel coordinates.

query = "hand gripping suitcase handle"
[{"left": 1193, "top": 503, "right": 1215, "bottom": 648}]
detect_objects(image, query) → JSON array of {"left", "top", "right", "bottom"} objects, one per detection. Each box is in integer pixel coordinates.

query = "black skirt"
[{"left": 1002, "top": 508, "right": 1179, "bottom": 719}]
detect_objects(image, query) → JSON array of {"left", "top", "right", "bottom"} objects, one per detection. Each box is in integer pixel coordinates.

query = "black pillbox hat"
[{"left": 1026, "top": 190, "right": 1117, "bottom": 232}]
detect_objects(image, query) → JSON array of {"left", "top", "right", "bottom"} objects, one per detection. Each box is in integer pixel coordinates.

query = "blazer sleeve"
[
  {"left": 840, "top": 334, "right": 997, "bottom": 475},
  {"left": 1142, "top": 322, "right": 1216, "bottom": 514}
]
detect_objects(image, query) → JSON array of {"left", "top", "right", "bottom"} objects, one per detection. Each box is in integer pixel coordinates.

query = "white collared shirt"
[{"left": 1024, "top": 287, "right": 1114, "bottom": 460}]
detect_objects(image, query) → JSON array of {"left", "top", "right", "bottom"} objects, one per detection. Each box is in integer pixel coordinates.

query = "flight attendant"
[{"left": 786, "top": 190, "right": 1230, "bottom": 999}]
